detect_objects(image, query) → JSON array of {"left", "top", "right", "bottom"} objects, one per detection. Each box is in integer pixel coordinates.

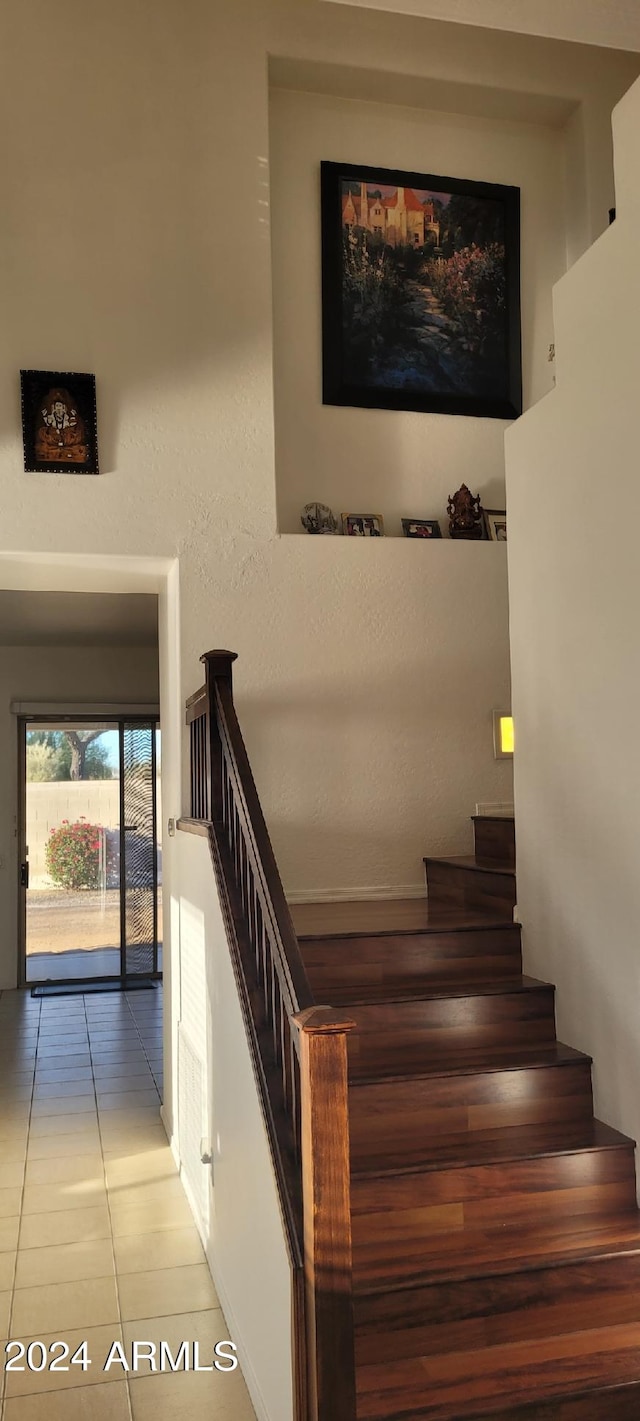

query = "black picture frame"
[
  {"left": 402, "top": 519, "right": 442, "bottom": 539},
  {"left": 21, "top": 370, "right": 99, "bottom": 474},
  {"left": 321, "top": 160, "right": 522, "bottom": 420}
]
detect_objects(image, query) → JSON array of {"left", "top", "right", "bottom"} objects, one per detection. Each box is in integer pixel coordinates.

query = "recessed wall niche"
[{"left": 268, "top": 59, "right": 573, "bottom": 536}]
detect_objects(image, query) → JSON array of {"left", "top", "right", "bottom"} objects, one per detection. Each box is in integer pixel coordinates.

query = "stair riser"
[
  {"left": 462, "top": 1383, "right": 640, "bottom": 1421},
  {"left": 302, "top": 927, "right": 523, "bottom": 994},
  {"left": 349, "top": 1062, "right": 593, "bottom": 1167},
  {"left": 351, "top": 1148, "right": 638, "bottom": 1253},
  {"left": 348, "top": 988, "right": 556, "bottom": 1077},
  {"left": 355, "top": 1251, "right": 640, "bottom": 1364},
  {"left": 357, "top": 1364, "right": 640, "bottom": 1421},
  {"left": 356, "top": 1306, "right": 640, "bottom": 1421},
  {"left": 473, "top": 817, "right": 516, "bottom": 868},
  {"left": 426, "top": 861, "right": 516, "bottom": 916}
]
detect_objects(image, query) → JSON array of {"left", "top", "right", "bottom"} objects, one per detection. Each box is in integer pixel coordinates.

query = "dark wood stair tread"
[
  {"left": 353, "top": 1210, "right": 640, "bottom": 1294},
  {"left": 351, "top": 1118, "right": 632, "bottom": 1180},
  {"left": 460, "top": 1382, "right": 640, "bottom": 1421},
  {"left": 291, "top": 897, "right": 517, "bottom": 940},
  {"left": 349, "top": 1041, "right": 589, "bottom": 1087},
  {"left": 349, "top": 1034, "right": 563, "bottom": 1083},
  {"left": 425, "top": 855, "right": 516, "bottom": 877},
  {"left": 291, "top": 852, "right": 635, "bottom": 1418},
  {"left": 355, "top": 1320, "right": 640, "bottom": 1420},
  {"left": 331, "top": 974, "right": 549, "bottom": 1008}
]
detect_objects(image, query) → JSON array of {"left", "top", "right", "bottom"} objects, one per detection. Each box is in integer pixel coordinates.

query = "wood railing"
[{"left": 181, "top": 650, "right": 357, "bottom": 1421}]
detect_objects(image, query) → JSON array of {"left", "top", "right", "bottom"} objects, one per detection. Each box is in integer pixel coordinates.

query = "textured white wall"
[
  {"left": 271, "top": 85, "right": 566, "bottom": 532},
  {"left": 176, "top": 830, "right": 293, "bottom": 1421},
  {"left": 321, "top": 0, "right": 640, "bottom": 53},
  {"left": 0, "top": 2, "right": 635, "bottom": 1392},
  {"left": 269, "top": 0, "right": 640, "bottom": 259},
  {"left": 0, "top": 0, "right": 517, "bottom": 918},
  {"left": 0, "top": 2, "right": 635, "bottom": 922},
  {"left": 0, "top": 644, "right": 159, "bottom": 987},
  {"left": 506, "top": 76, "right": 640, "bottom": 1166},
  {"left": 0, "top": 0, "right": 635, "bottom": 1145}
]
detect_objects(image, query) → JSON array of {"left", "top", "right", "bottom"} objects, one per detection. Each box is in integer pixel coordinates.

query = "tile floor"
[{"left": 0, "top": 986, "right": 256, "bottom": 1420}]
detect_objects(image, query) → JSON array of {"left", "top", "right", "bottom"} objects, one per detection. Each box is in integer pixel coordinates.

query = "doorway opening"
[{"left": 20, "top": 715, "right": 161, "bottom": 987}]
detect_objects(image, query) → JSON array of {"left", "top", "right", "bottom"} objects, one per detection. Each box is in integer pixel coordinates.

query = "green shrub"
[{"left": 45, "top": 818, "right": 103, "bottom": 890}]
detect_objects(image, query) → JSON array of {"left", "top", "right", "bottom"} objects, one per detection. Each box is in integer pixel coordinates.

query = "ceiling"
[
  {"left": 321, "top": 0, "right": 640, "bottom": 52},
  {"left": 0, "top": 591, "right": 158, "bottom": 647}
]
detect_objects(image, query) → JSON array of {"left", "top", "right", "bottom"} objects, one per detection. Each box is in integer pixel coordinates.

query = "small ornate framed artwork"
[
  {"left": 484, "top": 508, "right": 507, "bottom": 541},
  {"left": 342, "top": 513, "right": 384, "bottom": 536},
  {"left": 402, "top": 519, "right": 442, "bottom": 538},
  {"left": 21, "top": 370, "right": 99, "bottom": 474}
]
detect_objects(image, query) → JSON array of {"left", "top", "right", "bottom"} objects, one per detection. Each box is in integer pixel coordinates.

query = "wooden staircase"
[
  {"left": 184, "top": 654, "right": 640, "bottom": 1421},
  {"left": 293, "top": 814, "right": 640, "bottom": 1420}
]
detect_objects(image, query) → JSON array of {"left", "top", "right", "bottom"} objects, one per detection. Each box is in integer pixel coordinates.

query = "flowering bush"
[
  {"left": 427, "top": 243, "right": 506, "bottom": 359},
  {"left": 45, "top": 819, "right": 103, "bottom": 890},
  {"left": 342, "top": 230, "right": 412, "bottom": 377}
]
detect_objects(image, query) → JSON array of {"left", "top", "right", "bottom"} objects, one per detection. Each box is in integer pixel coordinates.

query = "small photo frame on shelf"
[
  {"left": 342, "top": 513, "right": 384, "bottom": 537},
  {"left": 21, "top": 370, "right": 99, "bottom": 474},
  {"left": 483, "top": 508, "right": 507, "bottom": 542},
  {"left": 402, "top": 518, "right": 442, "bottom": 539}
]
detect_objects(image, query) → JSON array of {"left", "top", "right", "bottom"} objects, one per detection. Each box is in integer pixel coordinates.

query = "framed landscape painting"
[{"left": 321, "top": 161, "right": 522, "bottom": 420}]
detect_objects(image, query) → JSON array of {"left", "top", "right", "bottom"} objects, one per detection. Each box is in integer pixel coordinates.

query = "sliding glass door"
[{"left": 21, "top": 716, "right": 160, "bottom": 987}]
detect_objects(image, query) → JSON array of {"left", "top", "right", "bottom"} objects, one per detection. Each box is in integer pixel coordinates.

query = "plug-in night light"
[{"left": 493, "top": 711, "right": 514, "bottom": 758}]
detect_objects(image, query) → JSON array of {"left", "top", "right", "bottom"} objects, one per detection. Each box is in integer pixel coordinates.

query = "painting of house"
[
  {"left": 323, "top": 160, "right": 521, "bottom": 417},
  {"left": 342, "top": 181, "right": 441, "bottom": 247}
]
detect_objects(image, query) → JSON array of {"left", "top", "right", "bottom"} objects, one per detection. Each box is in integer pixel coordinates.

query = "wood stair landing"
[{"left": 293, "top": 812, "right": 640, "bottom": 1419}]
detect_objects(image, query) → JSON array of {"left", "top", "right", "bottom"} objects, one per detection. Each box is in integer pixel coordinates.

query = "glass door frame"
[
  {"left": 119, "top": 719, "right": 160, "bottom": 981},
  {"left": 18, "top": 713, "right": 161, "bottom": 989}
]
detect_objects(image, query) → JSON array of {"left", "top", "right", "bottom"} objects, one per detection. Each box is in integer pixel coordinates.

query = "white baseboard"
[
  {"left": 205, "top": 1245, "right": 274, "bottom": 1421},
  {"left": 160, "top": 1104, "right": 176, "bottom": 1158},
  {"left": 286, "top": 883, "right": 426, "bottom": 905},
  {"left": 161, "top": 1106, "right": 272, "bottom": 1418}
]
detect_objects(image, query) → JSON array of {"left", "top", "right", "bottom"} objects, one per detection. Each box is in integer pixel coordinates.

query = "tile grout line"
[
  {"left": 1, "top": 992, "right": 41, "bottom": 1421},
  {"left": 90, "top": 994, "right": 135, "bottom": 1421},
  {"left": 13, "top": 991, "right": 137, "bottom": 1413},
  {"left": 1, "top": 987, "right": 163, "bottom": 1420},
  {"left": 125, "top": 993, "right": 163, "bottom": 1102},
  {"left": 6, "top": 994, "right": 116, "bottom": 1412},
  {"left": 6, "top": 994, "right": 42, "bottom": 1343}
]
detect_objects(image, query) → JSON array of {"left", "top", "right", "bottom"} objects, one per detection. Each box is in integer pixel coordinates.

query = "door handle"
[{"left": 20, "top": 862, "right": 29, "bottom": 889}]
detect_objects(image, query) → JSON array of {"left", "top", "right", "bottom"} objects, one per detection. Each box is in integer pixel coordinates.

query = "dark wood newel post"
[
  {"left": 294, "top": 1007, "right": 357, "bottom": 1421},
  {"left": 200, "top": 649, "right": 238, "bottom": 822}
]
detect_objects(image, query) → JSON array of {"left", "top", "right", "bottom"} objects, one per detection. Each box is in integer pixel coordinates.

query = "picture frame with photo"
[
  {"left": 342, "top": 513, "right": 384, "bottom": 537},
  {"left": 21, "top": 369, "right": 99, "bottom": 475},
  {"left": 484, "top": 508, "right": 507, "bottom": 542},
  {"left": 402, "top": 519, "right": 442, "bottom": 539}
]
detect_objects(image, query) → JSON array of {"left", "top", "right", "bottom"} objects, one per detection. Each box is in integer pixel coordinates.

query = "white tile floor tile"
[{"left": 0, "top": 986, "right": 256, "bottom": 1421}]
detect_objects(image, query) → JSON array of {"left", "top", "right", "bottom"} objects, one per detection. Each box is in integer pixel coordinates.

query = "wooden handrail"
[
  {"left": 182, "top": 650, "right": 357, "bottom": 1421},
  {"left": 213, "top": 679, "right": 314, "bottom": 1021},
  {"left": 294, "top": 1008, "right": 357, "bottom": 1421}
]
